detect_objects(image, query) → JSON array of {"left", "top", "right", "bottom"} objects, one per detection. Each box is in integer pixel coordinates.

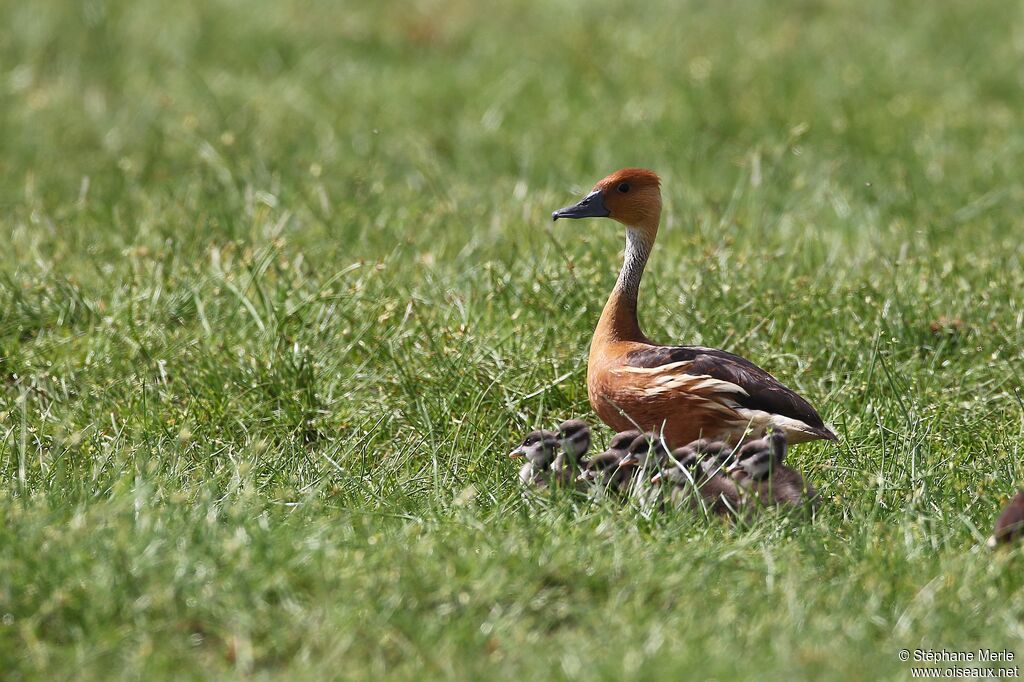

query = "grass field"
[{"left": 3, "top": 0, "right": 1024, "bottom": 678}]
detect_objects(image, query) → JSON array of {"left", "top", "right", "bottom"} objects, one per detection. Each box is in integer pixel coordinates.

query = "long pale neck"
[{"left": 595, "top": 225, "right": 656, "bottom": 344}]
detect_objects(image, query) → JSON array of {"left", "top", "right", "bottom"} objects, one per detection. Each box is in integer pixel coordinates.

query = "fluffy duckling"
[
  {"left": 509, "top": 429, "right": 560, "bottom": 487},
  {"left": 552, "top": 419, "right": 591, "bottom": 485},
  {"left": 650, "top": 448, "right": 702, "bottom": 508},
  {"left": 607, "top": 429, "right": 642, "bottom": 453},
  {"left": 618, "top": 432, "right": 672, "bottom": 466},
  {"left": 577, "top": 450, "right": 629, "bottom": 492},
  {"left": 691, "top": 440, "right": 733, "bottom": 478},
  {"left": 552, "top": 168, "right": 835, "bottom": 447},
  {"left": 618, "top": 433, "right": 671, "bottom": 502},
  {"left": 727, "top": 432, "right": 816, "bottom": 508},
  {"left": 576, "top": 430, "right": 638, "bottom": 486},
  {"left": 988, "top": 491, "right": 1024, "bottom": 548},
  {"left": 652, "top": 442, "right": 740, "bottom": 515}
]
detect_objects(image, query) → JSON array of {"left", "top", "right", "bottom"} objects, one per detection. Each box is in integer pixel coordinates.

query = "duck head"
[
  {"left": 728, "top": 448, "right": 774, "bottom": 482},
  {"left": 509, "top": 429, "right": 560, "bottom": 469},
  {"left": 576, "top": 431, "right": 636, "bottom": 484},
  {"left": 557, "top": 419, "right": 592, "bottom": 461},
  {"left": 552, "top": 168, "right": 663, "bottom": 237},
  {"left": 727, "top": 433, "right": 786, "bottom": 482},
  {"left": 607, "top": 429, "right": 642, "bottom": 453},
  {"left": 576, "top": 450, "right": 625, "bottom": 484},
  {"left": 700, "top": 449, "right": 736, "bottom": 480},
  {"left": 619, "top": 432, "right": 669, "bottom": 468},
  {"left": 651, "top": 446, "right": 699, "bottom": 485}
]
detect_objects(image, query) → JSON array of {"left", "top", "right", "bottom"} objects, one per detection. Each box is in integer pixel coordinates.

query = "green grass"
[{"left": 3, "top": 0, "right": 1024, "bottom": 678}]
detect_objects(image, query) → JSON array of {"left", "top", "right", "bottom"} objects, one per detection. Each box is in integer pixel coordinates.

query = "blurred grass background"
[{"left": 2, "top": 0, "right": 1024, "bottom": 678}]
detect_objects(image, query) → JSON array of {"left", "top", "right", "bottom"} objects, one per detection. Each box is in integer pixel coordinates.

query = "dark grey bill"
[{"left": 551, "top": 189, "right": 609, "bottom": 221}]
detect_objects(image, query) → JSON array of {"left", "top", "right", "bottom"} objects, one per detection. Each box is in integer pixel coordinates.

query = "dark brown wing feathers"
[{"left": 626, "top": 345, "right": 835, "bottom": 440}]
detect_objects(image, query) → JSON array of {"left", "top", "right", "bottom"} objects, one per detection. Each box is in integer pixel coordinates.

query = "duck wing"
[{"left": 624, "top": 345, "right": 836, "bottom": 441}]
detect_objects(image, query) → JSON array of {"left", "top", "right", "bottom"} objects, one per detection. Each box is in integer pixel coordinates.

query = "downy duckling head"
[
  {"left": 619, "top": 433, "right": 671, "bottom": 474},
  {"left": 727, "top": 448, "right": 771, "bottom": 481},
  {"left": 654, "top": 439, "right": 730, "bottom": 484},
  {"left": 607, "top": 429, "right": 642, "bottom": 453},
  {"left": 726, "top": 431, "right": 788, "bottom": 481},
  {"left": 651, "top": 447, "right": 700, "bottom": 485},
  {"left": 727, "top": 433, "right": 787, "bottom": 482},
  {"left": 699, "top": 449, "right": 735, "bottom": 480},
  {"left": 576, "top": 450, "right": 625, "bottom": 484},
  {"left": 557, "top": 419, "right": 592, "bottom": 461},
  {"left": 509, "top": 429, "right": 560, "bottom": 469},
  {"left": 552, "top": 168, "right": 663, "bottom": 239},
  {"left": 576, "top": 432, "right": 635, "bottom": 484}
]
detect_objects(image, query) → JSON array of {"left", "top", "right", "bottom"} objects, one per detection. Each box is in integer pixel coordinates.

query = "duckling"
[
  {"left": 607, "top": 429, "right": 642, "bottom": 453},
  {"left": 509, "top": 429, "right": 560, "bottom": 487},
  {"left": 618, "top": 433, "right": 671, "bottom": 503},
  {"left": 577, "top": 450, "right": 629, "bottom": 492},
  {"left": 697, "top": 443, "right": 735, "bottom": 481},
  {"left": 576, "top": 430, "right": 638, "bottom": 485},
  {"left": 650, "top": 447, "right": 703, "bottom": 508},
  {"left": 652, "top": 442, "right": 740, "bottom": 515},
  {"left": 552, "top": 169, "right": 836, "bottom": 447},
  {"left": 552, "top": 419, "right": 591, "bottom": 485},
  {"left": 988, "top": 491, "right": 1024, "bottom": 548},
  {"left": 617, "top": 433, "right": 665, "bottom": 468},
  {"left": 726, "top": 432, "right": 816, "bottom": 508}
]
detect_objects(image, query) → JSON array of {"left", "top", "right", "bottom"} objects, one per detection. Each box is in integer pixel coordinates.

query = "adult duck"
[{"left": 552, "top": 168, "right": 836, "bottom": 447}]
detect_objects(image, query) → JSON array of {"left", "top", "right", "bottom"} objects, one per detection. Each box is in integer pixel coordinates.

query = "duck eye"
[{"left": 617, "top": 182, "right": 630, "bottom": 193}]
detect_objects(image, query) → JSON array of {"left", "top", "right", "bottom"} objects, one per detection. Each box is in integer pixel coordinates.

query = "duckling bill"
[{"left": 510, "top": 429, "right": 560, "bottom": 487}]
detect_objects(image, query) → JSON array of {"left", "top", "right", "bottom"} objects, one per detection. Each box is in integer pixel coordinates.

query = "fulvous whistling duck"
[
  {"left": 553, "top": 418, "right": 590, "bottom": 472},
  {"left": 607, "top": 429, "right": 643, "bottom": 453},
  {"left": 727, "top": 432, "right": 818, "bottom": 508},
  {"left": 509, "top": 429, "right": 560, "bottom": 487},
  {"left": 576, "top": 432, "right": 639, "bottom": 493},
  {"left": 617, "top": 433, "right": 670, "bottom": 502},
  {"left": 988, "top": 490, "right": 1024, "bottom": 548},
  {"left": 552, "top": 419, "right": 592, "bottom": 486},
  {"left": 652, "top": 440, "right": 740, "bottom": 515},
  {"left": 618, "top": 433, "right": 670, "bottom": 470},
  {"left": 576, "top": 450, "right": 621, "bottom": 487},
  {"left": 552, "top": 169, "right": 836, "bottom": 448}
]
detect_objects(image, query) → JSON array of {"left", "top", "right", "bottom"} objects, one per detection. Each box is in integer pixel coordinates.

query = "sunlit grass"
[{"left": 2, "top": 0, "right": 1024, "bottom": 678}]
